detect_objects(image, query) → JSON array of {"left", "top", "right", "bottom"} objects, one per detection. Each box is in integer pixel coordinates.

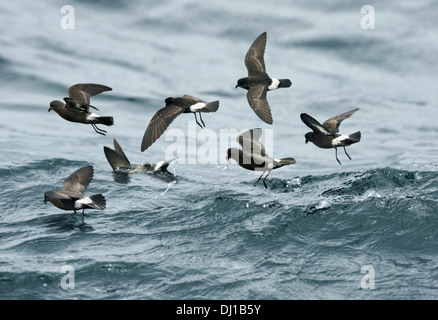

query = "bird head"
[
  {"left": 164, "top": 97, "right": 174, "bottom": 105},
  {"left": 43, "top": 191, "right": 53, "bottom": 204},
  {"left": 49, "top": 100, "right": 63, "bottom": 112},
  {"left": 304, "top": 132, "right": 314, "bottom": 144},
  {"left": 235, "top": 78, "right": 249, "bottom": 90}
]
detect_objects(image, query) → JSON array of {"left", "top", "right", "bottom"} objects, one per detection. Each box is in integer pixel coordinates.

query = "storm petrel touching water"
[
  {"left": 104, "top": 139, "right": 178, "bottom": 172},
  {"left": 226, "top": 128, "right": 296, "bottom": 189},
  {"left": 43, "top": 165, "right": 106, "bottom": 215}
]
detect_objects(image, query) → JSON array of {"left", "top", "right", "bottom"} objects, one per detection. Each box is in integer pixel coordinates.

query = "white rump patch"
[
  {"left": 332, "top": 135, "right": 350, "bottom": 147},
  {"left": 153, "top": 161, "right": 166, "bottom": 170},
  {"left": 86, "top": 113, "right": 99, "bottom": 121},
  {"left": 268, "top": 78, "right": 280, "bottom": 90},
  {"left": 75, "top": 197, "right": 93, "bottom": 209},
  {"left": 189, "top": 102, "right": 207, "bottom": 112}
]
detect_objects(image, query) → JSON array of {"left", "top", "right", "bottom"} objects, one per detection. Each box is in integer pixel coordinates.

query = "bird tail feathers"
[
  {"left": 346, "top": 131, "right": 361, "bottom": 144},
  {"left": 278, "top": 79, "right": 292, "bottom": 88},
  {"left": 202, "top": 101, "right": 220, "bottom": 112},
  {"left": 97, "top": 116, "right": 114, "bottom": 126},
  {"left": 87, "top": 194, "right": 106, "bottom": 210},
  {"left": 279, "top": 157, "right": 296, "bottom": 166}
]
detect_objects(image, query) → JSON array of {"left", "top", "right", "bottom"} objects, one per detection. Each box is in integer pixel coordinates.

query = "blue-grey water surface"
[{"left": 0, "top": 0, "right": 437, "bottom": 300}]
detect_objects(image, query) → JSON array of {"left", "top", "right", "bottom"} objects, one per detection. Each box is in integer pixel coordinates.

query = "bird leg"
[
  {"left": 193, "top": 113, "right": 204, "bottom": 129},
  {"left": 254, "top": 172, "right": 264, "bottom": 187},
  {"left": 199, "top": 112, "right": 206, "bottom": 127},
  {"left": 81, "top": 209, "right": 86, "bottom": 216},
  {"left": 254, "top": 172, "right": 268, "bottom": 187},
  {"left": 262, "top": 172, "right": 271, "bottom": 189},
  {"left": 343, "top": 147, "right": 352, "bottom": 160},
  {"left": 335, "top": 148, "right": 342, "bottom": 165},
  {"left": 91, "top": 123, "right": 107, "bottom": 135}
]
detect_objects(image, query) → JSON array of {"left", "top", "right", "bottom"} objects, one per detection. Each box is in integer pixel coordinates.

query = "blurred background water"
[{"left": 0, "top": 0, "right": 437, "bottom": 300}]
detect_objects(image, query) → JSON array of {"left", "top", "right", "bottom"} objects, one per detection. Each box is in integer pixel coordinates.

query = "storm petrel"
[
  {"left": 104, "top": 139, "right": 178, "bottom": 172},
  {"left": 300, "top": 108, "right": 361, "bottom": 165},
  {"left": 226, "top": 128, "right": 296, "bottom": 189},
  {"left": 49, "top": 83, "right": 114, "bottom": 135},
  {"left": 235, "top": 32, "right": 292, "bottom": 124},
  {"left": 43, "top": 165, "right": 106, "bottom": 215},
  {"left": 141, "top": 95, "right": 219, "bottom": 152}
]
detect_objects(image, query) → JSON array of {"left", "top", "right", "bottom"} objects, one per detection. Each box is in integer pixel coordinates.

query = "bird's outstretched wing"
[
  {"left": 300, "top": 113, "right": 333, "bottom": 136},
  {"left": 113, "top": 139, "right": 130, "bottom": 165},
  {"left": 182, "top": 95, "right": 205, "bottom": 103},
  {"left": 237, "top": 128, "right": 266, "bottom": 156},
  {"left": 322, "top": 108, "right": 359, "bottom": 134},
  {"left": 62, "top": 165, "right": 94, "bottom": 194},
  {"left": 141, "top": 104, "right": 185, "bottom": 152},
  {"left": 68, "top": 83, "right": 112, "bottom": 105},
  {"left": 245, "top": 32, "right": 267, "bottom": 77},
  {"left": 104, "top": 140, "right": 131, "bottom": 170},
  {"left": 63, "top": 97, "right": 91, "bottom": 113},
  {"left": 247, "top": 85, "right": 273, "bottom": 124}
]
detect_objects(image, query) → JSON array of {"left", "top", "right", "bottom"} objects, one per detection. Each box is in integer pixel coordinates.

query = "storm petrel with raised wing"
[
  {"left": 43, "top": 165, "right": 106, "bottom": 215},
  {"left": 104, "top": 139, "right": 178, "bottom": 172},
  {"left": 300, "top": 108, "right": 361, "bottom": 165},
  {"left": 226, "top": 128, "right": 296, "bottom": 189},
  {"left": 235, "top": 32, "right": 292, "bottom": 124},
  {"left": 49, "top": 83, "right": 114, "bottom": 135}
]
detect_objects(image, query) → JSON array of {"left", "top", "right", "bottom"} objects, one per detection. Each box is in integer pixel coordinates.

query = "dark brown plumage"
[
  {"left": 104, "top": 139, "right": 178, "bottom": 172},
  {"left": 141, "top": 95, "right": 219, "bottom": 152},
  {"left": 226, "top": 128, "right": 296, "bottom": 189},
  {"left": 235, "top": 32, "right": 292, "bottom": 125},
  {"left": 49, "top": 83, "right": 114, "bottom": 135},
  {"left": 300, "top": 108, "right": 361, "bottom": 165},
  {"left": 43, "top": 165, "right": 106, "bottom": 215}
]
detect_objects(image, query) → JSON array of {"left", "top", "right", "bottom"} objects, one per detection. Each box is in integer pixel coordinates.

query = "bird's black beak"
[
  {"left": 43, "top": 198, "right": 47, "bottom": 204},
  {"left": 48, "top": 107, "right": 52, "bottom": 112},
  {"left": 305, "top": 140, "right": 308, "bottom": 144},
  {"left": 235, "top": 84, "right": 238, "bottom": 88}
]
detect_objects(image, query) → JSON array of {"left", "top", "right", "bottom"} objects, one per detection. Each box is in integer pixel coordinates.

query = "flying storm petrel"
[
  {"left": 300, "top": 108, "right": 361, "bottom": 165},
  {"left": 235, "top": 32, "right": 292, "bottom": 124},
  {"left": 49, "top": 83, "right": 114, "bottom": 135},
  {"left": 141, "top": 95, "right": 219, "bottom": 152}
]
